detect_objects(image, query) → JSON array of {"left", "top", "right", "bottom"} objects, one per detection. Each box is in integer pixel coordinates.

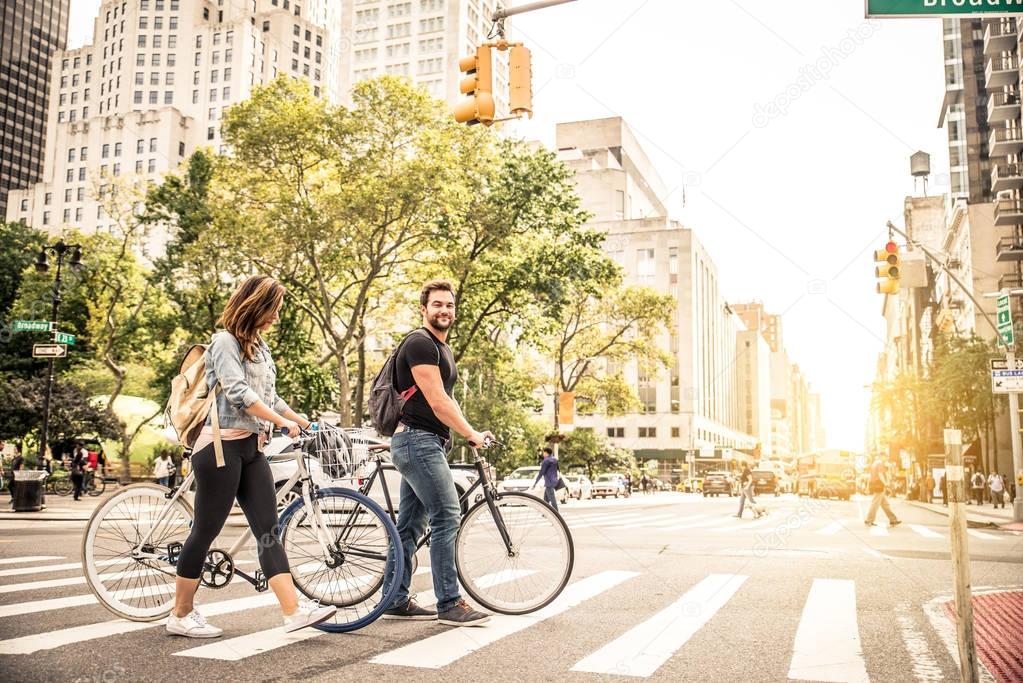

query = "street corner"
[{"left": 943, "top": 590, "right": 1023, "bottom": 683}]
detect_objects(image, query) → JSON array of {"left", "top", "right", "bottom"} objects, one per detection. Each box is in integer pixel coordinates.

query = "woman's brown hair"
[{"left": 217, "top": 275, "right": 285, "bottom": 361}]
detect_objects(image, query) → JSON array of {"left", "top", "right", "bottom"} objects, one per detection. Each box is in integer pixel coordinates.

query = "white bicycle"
[{"left": 80, "top": 426, "right": 403, "bottom": 632}]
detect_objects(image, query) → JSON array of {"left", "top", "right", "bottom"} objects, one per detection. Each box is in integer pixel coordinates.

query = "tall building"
[
  {"left": 0, "top": 0, "right": 70, "bottom": 218},
  {"left": 732, "top": 301, "right": 783, "bottom": 353},
  {"left": 552, "top": 117, "right": 758, "bottom": 480},
  {"left": 342, "top": 0, "right": 511, "bottom": 116},
  {"left": 5, "top": 0, "right": 344, "bottom": 247}
]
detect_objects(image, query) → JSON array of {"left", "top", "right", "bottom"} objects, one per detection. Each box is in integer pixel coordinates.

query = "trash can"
[{"left": 13, "top": 470, "right": 47, "bottom": 512}]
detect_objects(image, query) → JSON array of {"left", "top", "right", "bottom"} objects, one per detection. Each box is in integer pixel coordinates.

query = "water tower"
[{"left": 910, "top": 150, "right": 931, "bottom": 196}]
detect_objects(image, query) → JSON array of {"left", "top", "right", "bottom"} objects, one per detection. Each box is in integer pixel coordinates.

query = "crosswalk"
[{"left": 0, "top": 552, "right": 983, "bottom": 681}]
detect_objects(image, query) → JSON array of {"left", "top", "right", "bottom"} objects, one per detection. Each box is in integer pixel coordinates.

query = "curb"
[{"left": 905, "top": 500, "right": 1014, "bottom": 529}]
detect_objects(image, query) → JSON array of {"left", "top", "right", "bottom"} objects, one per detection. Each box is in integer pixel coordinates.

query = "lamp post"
[{"left": 34, "top": 240, "right": 83, "bottom": 465}]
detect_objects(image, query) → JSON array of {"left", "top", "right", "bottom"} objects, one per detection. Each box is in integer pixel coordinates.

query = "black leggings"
[{"left": 176, "top": 435, "right": 290, "bottom": 580}]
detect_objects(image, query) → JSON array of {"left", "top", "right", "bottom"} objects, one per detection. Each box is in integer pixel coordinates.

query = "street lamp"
[{"left": 35, "top": 240, "right": 84, "bottom": 466}]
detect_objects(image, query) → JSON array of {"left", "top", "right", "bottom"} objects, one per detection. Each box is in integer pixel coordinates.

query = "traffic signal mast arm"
[
  {"left": 884, "top": 220, "right": 1009, "bottom": 352},
  {"left": 492, "top": 0, "right": 580, "bottom": 23}
]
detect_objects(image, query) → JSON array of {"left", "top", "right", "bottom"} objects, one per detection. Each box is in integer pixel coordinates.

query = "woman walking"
[{"left": 167, "top": 275, "right": 336, "bottom": 638}]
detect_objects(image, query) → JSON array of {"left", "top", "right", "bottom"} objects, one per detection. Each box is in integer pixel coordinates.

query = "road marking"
[
  {"left": 0, "top": 561, "right": 252, "bottom": 596},
  {"left": 571, "top": 573, "right": 747, "bottom": 678},
  {"left": 909, "top": 525, "right": 943, "bottom": 539},
  {"left": 0, "top": 558, "right": 123, "bottom": 577},
  {"left": 173, "top": 568, "right": 523, "bottom": 662},
  {"left": 816, "top": 521, "right": 843, "bottom": 535},
  {"left": 869, "top": 525, "right": 889, "bottom": 537},
  {"left": 788, "top": 579, "right": 867, "bottom": 682},
  {"left": 0, "top": 555, "right": 65, "bottom": 566},
  {"left": 0, "top": 583, "right": 179, "bottom": 618},
  {"left": 718, "top": 517, "right": 774, "bottom": 533},
  {"left": 966, "top": 530, "right": 999, "bottom": 541},
  {"left": 609, "top": 513, "right": 692, "bottom": 529},
  {"left": 660, "top": 518, "right": 724, "bottom": 531},
  {"left": 370, "top": 570, "right": 639, "bottom": 669},
  {"left": 894, "top": 602, "right": 945, "bottom": 683},
  {"left": 862, "top": 547, "right": 884, "bottom": 559},
  {"left": 570, "top": 513, "right": 648, "bottom": 528}
]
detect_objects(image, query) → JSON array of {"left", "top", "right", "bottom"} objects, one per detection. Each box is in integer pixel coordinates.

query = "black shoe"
[
  {"left": 864, "top": 521, "right": 875, "bottom": 527},
  {"left": 889, "top": 520, "right": 901, "bottom": 527},
  {"left": 437, "top": 599, "right": 490, "bottom": 627},
  {"left": 383, "top": 598, "right": 437, "bottom": 621}
]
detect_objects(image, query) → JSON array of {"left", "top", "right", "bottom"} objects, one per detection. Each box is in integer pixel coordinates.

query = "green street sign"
[
  {"left": 867, "top": 0, "right": 1023, "bottom": 17},
  {"left": 1001, "top": 327, "right": 1015, "bottom": 345},
  {"left": 11, "top": 320, "right": 51, "bottom": 332},
  {"left": 54, "top": 331, "right": 76, "bottom": 345}
]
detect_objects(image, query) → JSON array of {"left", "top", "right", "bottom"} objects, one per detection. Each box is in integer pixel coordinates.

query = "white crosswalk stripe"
[
  {"left": 370, "top": 570, "right": 639, "bottom": 669},
  {"left": 869, "top": 525, "right": 889, "bottom": 537},
  {"left": 0, "top": 556, "right": 65, "bottom": 566},
  {"left": 966, "top": 529, "right": 999, "bottom": 541},
  {"left": 909, "top": 525, "right": 943, "bottom": 539},
  {"left": 571, "top": 573, "right": 747, "bottom": 678},
  {"left": 788, "top": 579, "right": 868, "bottom": 683},
  {"left": 817, "top": 521, "right": 844, "bottom": 535}
]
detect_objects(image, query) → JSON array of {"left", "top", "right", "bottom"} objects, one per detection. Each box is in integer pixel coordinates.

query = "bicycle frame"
[
  {"left": 360, "top": 446, "right": 517, "bottom": 558},
  {"left": 131, "top": 442, "right": 335, "bottom": 574}
]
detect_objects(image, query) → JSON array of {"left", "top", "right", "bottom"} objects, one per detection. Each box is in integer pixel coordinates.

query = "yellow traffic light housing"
[
  {"left": 874, "top": 241, "right": 900, "bottom": 295},
  {"left": 508, "top": 45, "right": 532, "bottom": 119},
  {"left": 454, "top": 46, "right": 495, "bottom": 126}
]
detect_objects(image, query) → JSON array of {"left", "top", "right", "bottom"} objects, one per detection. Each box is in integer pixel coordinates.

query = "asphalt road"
[{"left": 0, "top": 491, "right": 1020, "bottom": 682}]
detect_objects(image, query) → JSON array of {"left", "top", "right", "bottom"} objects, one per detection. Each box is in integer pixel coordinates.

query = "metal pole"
[
  {"left": 37, "top": 247, "right": 64, "bottom": 467},
  {"left": 492, "top": 0, "right": 579, "bottom": 21},
  {"left": 1009, "top": 350, "right": 1023, "bottom": 522},
  {"left": 944, "top": 428, "right": 979, "bottom": 683}
]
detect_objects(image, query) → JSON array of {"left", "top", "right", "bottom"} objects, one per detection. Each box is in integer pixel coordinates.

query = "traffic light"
[
  {"left": 508, "top": 44, "right": 533, "bottom": 119},
  {"left": 874, "top": 240, "right": 900, "bottom": 295},
  {"left": 454, "top": 46, "right": 495, "bottom": 126}
]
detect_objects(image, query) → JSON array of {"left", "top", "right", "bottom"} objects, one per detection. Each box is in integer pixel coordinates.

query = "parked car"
[
  {"left": 498, "top": 466, "right": 569, "bottom": 504},
  {"left": 591, "top": 473, "right": 628, "bottom": 498},
  {"left": 751, "top": 469, "right": 781, "bottom": 496},
  {"left": 563, "top": 474, "right": 593, "bottom": 500},
  {"left": 702, "top": 471, "right": 733, "bottom": 497}
]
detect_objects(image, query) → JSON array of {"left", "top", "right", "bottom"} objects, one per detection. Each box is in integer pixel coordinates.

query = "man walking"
[
  {"left": 864, "top": 454, "right": 901, "bottom": 527},
  {"left": 533, "top": 447, "right": 560, "bottom": 510},
  {"left": 735, "top": 464, "right": 761, "bottom": 519},
  {"left": 384, "top": 280, "right": 494, "bottom": 627},
  {"left": 988, "top": 471, "right": 1006, "bottom": 510},
  {"left": 970, "top": 470, "right": 985, "bottom": 506}
]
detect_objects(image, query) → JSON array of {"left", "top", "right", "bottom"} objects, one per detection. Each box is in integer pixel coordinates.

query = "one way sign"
[{"left": 32, "top": 343, "right": 67, "bottom": 359}]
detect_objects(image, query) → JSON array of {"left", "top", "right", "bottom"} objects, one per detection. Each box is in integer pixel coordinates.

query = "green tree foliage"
[
  {"left": 0, "top": 374, "right": 121, "bottom": 449},
  {"left": 557, "top": 428, "right": 637, "bottom": 480},
  {"left": 0, "top": 220, "right": 45, "bottom": 318}
]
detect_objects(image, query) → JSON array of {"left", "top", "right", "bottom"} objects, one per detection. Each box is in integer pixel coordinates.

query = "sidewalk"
[
  {"left": 0, "top": 489, "right": 244, "bottom": 522},
  {"left": 906, "top": 498, "right": 1023, "bottom": 531}
]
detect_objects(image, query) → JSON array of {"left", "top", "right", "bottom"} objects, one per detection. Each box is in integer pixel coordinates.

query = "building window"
[
  {"left": 68, "top": 148, "right": 76, "bottom": 162},
  {"left": 79, "top": 168, "right": 86, "bottom": 181},
  {"left": 148, "top": 159, "right": 157, "bottom": 173},
  {"left": 81, "top": 146, "right": 88, "bottom": 160},
  {"left": 75, "top": 208, "right": 83, "bottom": 222},
  {"left": 149, "top": 91, "right": 158, "bottom": 104},
  {"left": 43, "top": 212, "right": 50, "bottom": 225},
  {"left": 102, "top": 143, "right": 110, "bottom": 158},
  {"left": 66, "top": 169, "right": 74, "bottom": 182},
  {"left": 77, "top": 187, "right": 85, "bottom": 201},
  {"left": 150, "top": 138, "right": 157, "bottom": 152},
  {"left": 44, "top": 192, "right": 52, "bottom": 205},
  {"left": 114, "top": 142, "right": 122, "bottom": 156},
  {"left": 136, "top": 53, "right": 145, "bottom": 66},
  {"left": 63, "top": 209, "right": 71, "bottom": 223},
  {"left": 135, "top": 159, "right": 144, "bottom": 173},
  {"left": 671, "top": 427, "right": 680, "bottom": 438},
  {"left": 170, "top": 17, "right": 178, "bottom": 29},
  {"left": 166, "top": 72, "right": 174, "bottom": 85},
  {"left": 168, "top": 35, "right": 177, "bottom": 49},
  {"left": 152, "top": 53, "right": 161, "bottom": 66},
  {"left": 164, "top": 91, "right": 173, "bottom": 104},
  {"left": 138, "top": 35, "right": 146, "bottom": 47},
  {"left": 139, "top": 16, "right": 148, "bottom": 29},
  {"left": 638, "top": 427, "right": 657, "bottom": 438},
  {"left": 606, "top": 427, "right": 625, "bottom": 438},
  {"left": 207, "top": 127, "right": 215, "bottom": 140},
  {"left": 178, "top": 141, "right": 185, "bottom": 156},
  {"left": 637, "top": 248, "right": 655, "bottom": 285},
  {"left": 133, "top": 90, "right": 143, "bottom": 104},
  {"left": 136, "top": 139, "right": 145, "bottom": 154},
  {"left": 64, "top": 189, "right": 73, "bottom": 202},
  {"left": 150, "top": 72, "right": 160, "bottom": 85}
]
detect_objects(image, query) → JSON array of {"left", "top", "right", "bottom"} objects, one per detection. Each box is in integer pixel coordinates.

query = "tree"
[
  {"left": 557, "top": 428, "right": 637, "bottom": 480},
  {"left": 535, "top": 283, "right": 674, "bottom": 429},
  {"left": 0, "top": 219, "right": 45, "bottom": 319}
]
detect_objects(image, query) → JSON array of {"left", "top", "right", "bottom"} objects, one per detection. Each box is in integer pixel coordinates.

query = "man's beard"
[{"left": 429, "top": 314, "right": 453, "bottom": 330}]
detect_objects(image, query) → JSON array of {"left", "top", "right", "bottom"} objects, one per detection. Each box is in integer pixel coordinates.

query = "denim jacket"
[{"left": 204, "top": 331, "right": 290, "bottom": 434}]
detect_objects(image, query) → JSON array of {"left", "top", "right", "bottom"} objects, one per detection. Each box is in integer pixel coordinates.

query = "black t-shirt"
[{"left": 395, "top": 328, "right": 457, "bottom": 440}]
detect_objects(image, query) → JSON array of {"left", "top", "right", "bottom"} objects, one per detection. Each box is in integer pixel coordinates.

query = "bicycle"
[
  {"left": 81, "top": 425, "right": 404, "bottom": 633},
  {"left": 47, "top": 468, "right": 73, "bottom": 496},
  {"left": 83, "top": 468, "right": 106, "bottom": 496},
  {"left": 359, "top": 439, "right": 575, "bottom": 615}
]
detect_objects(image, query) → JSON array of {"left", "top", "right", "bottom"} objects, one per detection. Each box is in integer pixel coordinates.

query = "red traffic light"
[{"left": 885, "top": 241, "right": 898, "bottom": 253}]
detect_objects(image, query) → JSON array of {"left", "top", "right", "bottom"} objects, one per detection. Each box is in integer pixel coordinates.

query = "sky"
[{"left": 67, "top": 1, "right": 950, "bottom": 451}]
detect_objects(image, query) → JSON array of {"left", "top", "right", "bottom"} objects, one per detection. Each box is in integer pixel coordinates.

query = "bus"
[{"left": 796, "top": 450, "right": 857, "bottom": 500}]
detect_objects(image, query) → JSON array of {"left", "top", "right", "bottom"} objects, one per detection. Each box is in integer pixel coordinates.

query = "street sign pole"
[
  {"left": 1010, "top": 350, "right": 1023, "bottom": 523},
  {"left": 944, "top": 428, "right": 979, "bottom": 683},
  {"left": 38, "top": 255, "right": 64, "bottom": 466}
]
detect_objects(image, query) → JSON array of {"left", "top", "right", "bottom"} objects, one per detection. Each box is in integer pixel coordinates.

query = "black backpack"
[{"left": 368, "top": 329, "right": 432, "bottom": 436}]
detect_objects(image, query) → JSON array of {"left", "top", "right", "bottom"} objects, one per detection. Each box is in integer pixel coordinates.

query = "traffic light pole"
[
  {"left": 492, "top": 0, "right": 579, "bottom": 21},
  {"left": 886, "top": 220, "right": 1023, "bottom": 522}
]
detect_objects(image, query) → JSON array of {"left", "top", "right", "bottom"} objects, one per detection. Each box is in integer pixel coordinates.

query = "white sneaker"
[
  {"left": 166, "top": 609, "right": 223, "bottom": 638},
  {"left": 282, "top": 599, "right": 337, "bottom": 633}
]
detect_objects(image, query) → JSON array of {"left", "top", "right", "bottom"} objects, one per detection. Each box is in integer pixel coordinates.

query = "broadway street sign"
[
  {"left": 11, "top": 320, "right": 51, "bottom": 332},
  {"left": 867, "top": 0, "right": 1023, "bottom": 17}
]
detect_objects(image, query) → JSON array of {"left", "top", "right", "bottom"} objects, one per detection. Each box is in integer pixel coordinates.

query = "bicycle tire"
[
  {"left": 455, "top": 491, "right": 574, "bottom": 615},
  {"left": 81, "top": 483, "right": 193, "bottom": 621},
  {"left": 87, "top": 475, "right": 106, "bottom": 496},
  {"left": 54, "top": 477, "right": 73, "bottom": 496},
  {"left": 278, "top": 487, "right": 403, "bottom": 633}
]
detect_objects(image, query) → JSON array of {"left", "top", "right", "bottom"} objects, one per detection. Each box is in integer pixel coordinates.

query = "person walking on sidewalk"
[
  {"left": 383, "top": 279, "right": 494, "bottom": 627},
  {"left": 988, "top": 471, "right": 1006, "bottom": 509},
  {"left": 865, "top": 454, "right": 901, "bottom": 527},
  {"left": 970, "top": 470, "right": 985, "bottom": 506},
  {"left": 940, "top": 473, "right": 947, "bottom": 506},
  {"left": 532, "top": 447, "right": 560, "bottom": 511},
  {"left": 70, "top": 443, "right": 86, "bottom": 501},
  {"left": 153, "top": 451, "right": 174, "bottom": 488},
  {"left": 167, "top": 275, "right": 336, "bottom": 639}
]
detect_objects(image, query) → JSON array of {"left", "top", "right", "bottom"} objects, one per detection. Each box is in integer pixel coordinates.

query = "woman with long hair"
[{"left": 167, "top": 275, "right": 336, "bottom": 638}]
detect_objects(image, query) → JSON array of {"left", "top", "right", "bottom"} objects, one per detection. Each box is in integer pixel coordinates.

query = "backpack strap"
[
  {"left": 206, "top": 383, "right": 225, "bottom": 468},
  {"left": 392, "top": 328, "right": 438, "bottom": 411}
]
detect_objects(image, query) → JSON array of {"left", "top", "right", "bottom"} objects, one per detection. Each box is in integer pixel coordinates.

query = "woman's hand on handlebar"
[{"left": 278, "top": 419, "right": 301, "bottom": 439}]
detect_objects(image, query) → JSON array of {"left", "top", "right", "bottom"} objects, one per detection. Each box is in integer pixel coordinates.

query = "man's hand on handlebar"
[{"left": 467, "top": 430, "right": 496, "bottom": 448}]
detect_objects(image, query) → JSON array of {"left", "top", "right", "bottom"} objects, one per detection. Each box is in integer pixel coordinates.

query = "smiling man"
[{"left": 383, "top": 279, "right": 495, "bottom": 627}]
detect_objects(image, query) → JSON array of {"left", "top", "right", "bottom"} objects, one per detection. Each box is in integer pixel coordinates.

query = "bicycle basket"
[{"left": 302, "top": 425, "right": 370, "bottom": 480}]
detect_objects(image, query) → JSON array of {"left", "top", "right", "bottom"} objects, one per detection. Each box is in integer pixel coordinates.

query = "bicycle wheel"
[
  {"left": 54, "top": 476, "right": 73, "bottom": 496},
  {"left": 279, "top": 487, "right": 403, "bottom": 633},
  {"left": 88, "top": 475, "right": 106, "bottom": 496},
  {"left": 81, "top": 483, "right": 193, "bottom": 621},
  {"left": 456, "top": 491, "right": 574, "bottom": 615}
]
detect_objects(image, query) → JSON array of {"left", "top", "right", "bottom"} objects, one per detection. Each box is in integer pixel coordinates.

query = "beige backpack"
[{"left": 165, "top": 344, "right": 225, "bottom": 467}]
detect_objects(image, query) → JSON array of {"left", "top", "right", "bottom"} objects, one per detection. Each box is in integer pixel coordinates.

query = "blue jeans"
[
  {"left": 543, "top": 485, "right": 559, "bottom": 511},
  {"left": 737, "top": 484, "right": 756, "bottom": 516},
  {"left": 388, "top": 427, "right": 462, "bottom": 613}
]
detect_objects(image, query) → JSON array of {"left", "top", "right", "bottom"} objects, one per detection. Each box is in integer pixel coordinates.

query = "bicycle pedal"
[
  {"left": 254, "top": 570, "right": 268, "bottom": 592},
  {"left": 167, "top": 542, "right": 182, "bottom": 564}
]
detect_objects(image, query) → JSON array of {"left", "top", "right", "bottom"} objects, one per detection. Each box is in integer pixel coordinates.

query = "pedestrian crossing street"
[
  {"left": 0, "top": 551, "right": 980, "bottom": 681},
  {"left": 557, "top": 505, "right": 1021, "bottom": 545}
]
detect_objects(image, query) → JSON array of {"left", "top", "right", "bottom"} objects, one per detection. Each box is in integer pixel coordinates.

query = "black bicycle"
[{"left": 358, "top": 440, "right": 575, "bottom": 615}]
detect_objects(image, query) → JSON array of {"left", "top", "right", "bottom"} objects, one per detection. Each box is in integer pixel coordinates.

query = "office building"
[{"left": 0, "top": 0, "right": 70, "bottom": 218}]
